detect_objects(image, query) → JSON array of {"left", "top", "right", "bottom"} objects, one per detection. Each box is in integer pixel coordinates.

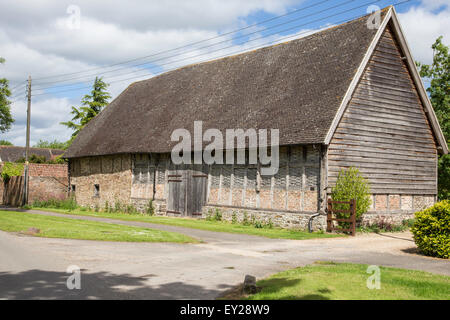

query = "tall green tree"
[
  {"left": 33, "top": 139, "right": 69, "bottom": 150},
  {"left": 0, "top": 57, "right": 14, "bottom": 133},
  {"left": 61, "top": 77, "right": 111, "bottom": 138},
  {"left": 417, "top": 36, "right": 450, "bottom": 200},
  {"left": 0, "top": 139, "right": 13, "bottom": 145}
]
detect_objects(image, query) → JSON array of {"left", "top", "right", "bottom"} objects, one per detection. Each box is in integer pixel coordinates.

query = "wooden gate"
[
  {"left": 327, "top": 199, "right": 356, "bottom": 236},
  {"left": 3, "top": 176, "right": 24, "bottom": 206},
  {"left": 167, "top": 165, "right": 208, "bottom": 217}
]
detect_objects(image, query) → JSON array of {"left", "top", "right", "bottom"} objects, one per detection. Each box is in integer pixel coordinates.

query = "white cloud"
[
  {"left": 1, "top": 0, "right": 448, "bottom": 146},
  {"left": 398, "top": 2, "right": 450, "bottom": 65}
]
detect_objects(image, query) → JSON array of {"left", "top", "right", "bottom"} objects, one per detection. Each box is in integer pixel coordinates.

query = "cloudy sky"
[{"left": 0, "top": 0, "right": 449, "bottom": 146}]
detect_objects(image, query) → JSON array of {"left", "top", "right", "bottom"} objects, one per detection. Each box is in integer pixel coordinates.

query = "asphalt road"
[{"left": 0, "top": 209, "right": 449, "bottom": 299}]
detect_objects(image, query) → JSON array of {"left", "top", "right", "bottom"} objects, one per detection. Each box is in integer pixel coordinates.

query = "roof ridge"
[{"left": 127, "top": 7, "right": 390, "bottom": 88}]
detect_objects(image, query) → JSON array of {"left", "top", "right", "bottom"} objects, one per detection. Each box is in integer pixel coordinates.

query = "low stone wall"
[
  {"left": 131, "top": 198, "right": 166, "bottom": 215},
  {"left": 360, "top": 213, "right": 415, "bottom": 226},
  {"left": 202, "top": 205, "right": 327, "bottom": 231}
]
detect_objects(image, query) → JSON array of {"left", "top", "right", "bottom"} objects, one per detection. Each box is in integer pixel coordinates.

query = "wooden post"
[
  {"left": 351, "top": 198, "right": 356, "bottom": 236},
  {"left": 327, "top": 198, "right": 332, "bottom": 233},
  {"left": 23, "top": 76, "right": 31, "bottom": 206}
]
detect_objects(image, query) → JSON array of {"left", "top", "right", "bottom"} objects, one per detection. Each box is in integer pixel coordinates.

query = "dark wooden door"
[
  {"left": 167, "top": 165, "right": 208, "bottom": 217},
  {"left": 167, "top": 165, "right": 186, "bottom": 216},
  {"left": 186, "top": 165, "right": 208, "bottom": 217}
]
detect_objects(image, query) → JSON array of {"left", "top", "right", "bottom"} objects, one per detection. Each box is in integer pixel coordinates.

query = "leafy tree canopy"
[
  {"left": 417, "top": 36, "right": 450, "bottom": 200},
  {"left": 33, "top": 139, "right": 69, "bottom": 150},
  {"left": 0, "top": 57, "right": 14, "bottom": 133},
  {"left": 61, "top": 77, "right": 111, "bottom": 138},
  {"left": 0, "top": 140, "right": 13, "bottom": 145}
]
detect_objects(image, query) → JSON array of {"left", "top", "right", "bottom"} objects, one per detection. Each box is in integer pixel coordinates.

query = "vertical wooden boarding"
[
  {"left": 167, "top": 165, "right": 185, "bottom": 215},
  {"left": 187, "top": 164, "right": 208, "bottom": 217}
]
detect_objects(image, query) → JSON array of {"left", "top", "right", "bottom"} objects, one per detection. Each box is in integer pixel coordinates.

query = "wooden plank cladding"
[{"left": 328, "top": 26, "right": 438, "bottom": 195}]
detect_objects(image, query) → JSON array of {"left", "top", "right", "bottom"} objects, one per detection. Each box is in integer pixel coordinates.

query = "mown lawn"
[
  {"left": 237, "top": 262, "right": 450, "bottom": 300},
  {"left": 30, "top": 207, "right": 342, "bottom": 240},
  {"left": 0, "top": 210, "right": 197, "bottom": 243}
]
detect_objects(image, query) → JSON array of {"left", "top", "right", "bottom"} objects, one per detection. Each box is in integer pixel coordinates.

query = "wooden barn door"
[
  {"left": 167, "top": 165, "right": 186, "bottom": 216},
  {"left": 186, "top": 165, "right": 208, "bottom": 217},
  {"left": 167, "top": 164, "right": 208, "bottom": 217}
]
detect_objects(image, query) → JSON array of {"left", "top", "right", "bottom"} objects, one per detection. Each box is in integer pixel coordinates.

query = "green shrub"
[
  {"left": 411, "top": 200, "right": 449, "bottom": 259},
  {"left": 242, "top": 211, "right": 250, "bottom": 226},
  {"left": 1, "top": 162, "right": 24, "bottom": 182},
  {"left": 331, "top": 167, "right": 371, "bottom": 222},
  {"left": 231, "top": 212, "right": 238, "bottom": 224},
  {"left": 146, "top": 200, "right": 154, "bottom": 216}
]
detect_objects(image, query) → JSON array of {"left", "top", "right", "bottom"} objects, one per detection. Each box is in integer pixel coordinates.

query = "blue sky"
[{"left": 0, "top": 0, "right": 449, "bottom": 146}]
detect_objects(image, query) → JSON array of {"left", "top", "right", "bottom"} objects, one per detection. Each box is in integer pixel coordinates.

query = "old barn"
[{"left": 63, "top": 7, "right": 448, "bottom": 229}]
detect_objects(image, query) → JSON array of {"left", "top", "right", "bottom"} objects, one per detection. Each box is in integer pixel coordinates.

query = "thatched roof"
[
  {"left": 64, "top": 10, "right": 387, "bottom": 158},
  {"left": 0, "top": 146, "right": 64, "bottom": 162}
]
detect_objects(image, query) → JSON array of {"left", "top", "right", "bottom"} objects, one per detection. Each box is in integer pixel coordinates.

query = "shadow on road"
[{"left": 0, "top": 269, "right": 231, "bottom": 300}]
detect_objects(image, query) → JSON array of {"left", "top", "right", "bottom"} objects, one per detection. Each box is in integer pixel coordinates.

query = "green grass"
[
  {"left": 0, "top": 210, "right": 197, "bottom": 243},
  {"left": 241, "top": 262, "right": 450, "bottom": 300},
  {"left": 29, "top": 207, "right": 341, "bottom": 240}
]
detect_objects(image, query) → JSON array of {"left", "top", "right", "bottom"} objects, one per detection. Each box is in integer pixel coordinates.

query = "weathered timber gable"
[{"left": 328, "top": 25, "right": 438, "bottom": 197}]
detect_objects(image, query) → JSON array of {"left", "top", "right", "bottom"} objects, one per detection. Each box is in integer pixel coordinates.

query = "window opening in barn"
[{"left": 94, "top": 184, "right": 100, "bottom": 197}]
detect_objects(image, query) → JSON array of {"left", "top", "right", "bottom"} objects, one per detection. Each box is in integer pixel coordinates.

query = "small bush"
[
  {"left": 146, "top": 200, "right": 154, "bottom": 216},
  {"left": 205, "top": 209, "right": 222, "bottom": 221},
  {"left": 411, "top": 200, "right": 449, "bottom": 259},
  {"left": 231, "top": 212, "right": 238, "bottom": 224},
  {"left": 253, "top": 219, "right": 264, "bottom": 229},
  {"left": 213, "top": 208, "right": 222, "bottom": 221},
  {"left": 331, "top": 167, "right": 371, "bottom": 222},
  {"left": 242, "top": 212, "right": 250, "bottom": 226}
]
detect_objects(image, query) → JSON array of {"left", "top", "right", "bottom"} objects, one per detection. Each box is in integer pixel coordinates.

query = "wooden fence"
[
  {"left": 327, "top": 199, "right": 356, "bottom": 236},
  {"left": 2, "top": 176, "right": 24, "bottom": 207}
]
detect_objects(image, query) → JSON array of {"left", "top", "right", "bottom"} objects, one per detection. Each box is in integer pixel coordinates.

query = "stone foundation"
[
  {"left": 202, "top": 205, "right": 327, "bottom": 231},
  {"left": 131, "top": 198, "right": 166, "bottom": 215},
  {"left": 360, "top": 213, "right": 415, "bottom": 227}
]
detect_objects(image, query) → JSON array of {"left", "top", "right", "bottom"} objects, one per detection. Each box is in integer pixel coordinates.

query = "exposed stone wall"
[
  {"left": 202, "top": 205, "right": 326, "bottom": 230},
  {"left": 69, "top": 155, "right": 132, "bottom": 208}
]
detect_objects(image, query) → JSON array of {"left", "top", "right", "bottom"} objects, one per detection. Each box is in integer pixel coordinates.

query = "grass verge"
[
  {"left": 0, "top": 210, "right": 197, "bottom": 243},
  {"left": 29, "top": 207, "right": 341, "bottom": 240},
  {"left": 223, "top": 262, "right": 450, "bottom": 300}
]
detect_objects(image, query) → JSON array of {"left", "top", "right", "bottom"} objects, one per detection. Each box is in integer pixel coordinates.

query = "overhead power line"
[
  {"left": 32, "top": 0, "right": 357, "bottom": 89},
  {"left": 14, "top": 0, "right": 412, "bottom": 100},
  {"left": 31, "top": 0, "right": 378, "bottom": 97},
  {"left": 31, "top": 0, "right": 334, "bottom": 82},
  {"left": 30, "top": 0, "right": 383, "bottom": 97}
]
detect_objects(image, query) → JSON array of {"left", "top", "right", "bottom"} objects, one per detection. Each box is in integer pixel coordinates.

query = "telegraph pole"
[{"left": 23, "top": 76, "right": 31, "bottom": 206}]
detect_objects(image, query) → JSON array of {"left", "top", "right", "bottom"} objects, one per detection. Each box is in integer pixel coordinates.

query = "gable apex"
[{"left": 325, "top": 7, "right": 448, "bottom": 154}]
